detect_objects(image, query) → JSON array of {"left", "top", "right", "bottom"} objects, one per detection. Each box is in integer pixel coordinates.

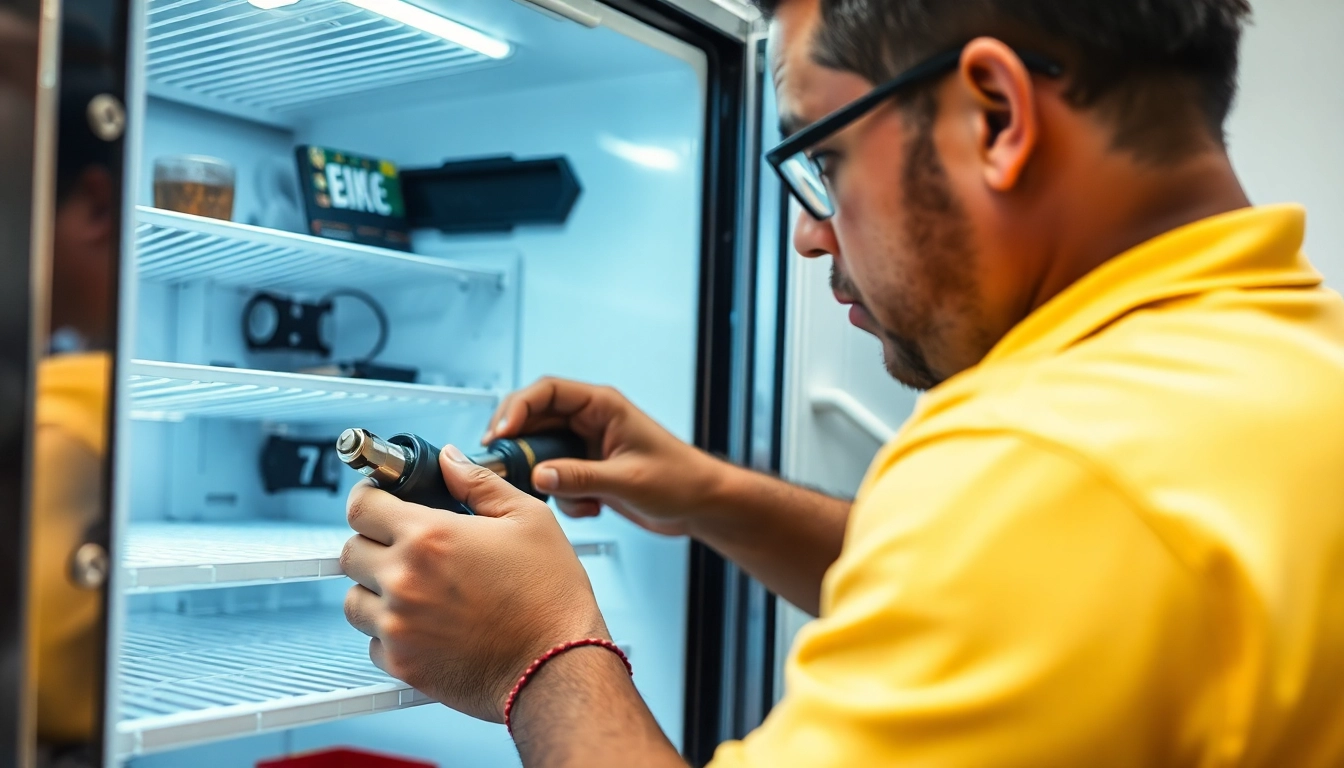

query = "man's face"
[{"left": 770, "top": 0, "right": 993, "bottom": 390}]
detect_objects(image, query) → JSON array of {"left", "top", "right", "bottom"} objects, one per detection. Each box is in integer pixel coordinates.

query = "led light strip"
[
  {"left": 245, "top": 0, "right": 512, "bottom": 59},
  {"left": 345, "top": 0, "right": 512, "bottom": 59}
]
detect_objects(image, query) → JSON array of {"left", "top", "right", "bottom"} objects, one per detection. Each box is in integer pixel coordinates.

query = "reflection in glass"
[{"left": 30, "top": 12, "right": 121, "bottom": 768}]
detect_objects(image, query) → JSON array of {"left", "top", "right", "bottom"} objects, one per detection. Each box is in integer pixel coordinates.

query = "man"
[{"left": 342, "top": 0, "right": 1344, "bottom": 764}]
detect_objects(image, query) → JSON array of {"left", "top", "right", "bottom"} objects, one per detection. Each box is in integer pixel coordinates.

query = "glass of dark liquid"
[{"left": 153, "top": 155, "right": 236, "bottom": 221}]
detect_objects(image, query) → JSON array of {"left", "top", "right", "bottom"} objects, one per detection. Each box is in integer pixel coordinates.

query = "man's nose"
[{"left": 793, "top": 209, "right": 840, "bottom": 259}]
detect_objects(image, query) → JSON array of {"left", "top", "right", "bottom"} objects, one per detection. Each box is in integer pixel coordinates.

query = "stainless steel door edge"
[{"left": 655, "top": 0, "right": 758, "bottom": 40}]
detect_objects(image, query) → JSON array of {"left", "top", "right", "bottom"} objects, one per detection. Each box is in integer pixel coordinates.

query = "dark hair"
[{"left": 756, "top": 0, "right": 1252, "bottom": 161}]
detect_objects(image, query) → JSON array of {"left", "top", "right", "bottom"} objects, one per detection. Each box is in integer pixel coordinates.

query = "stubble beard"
[{"left": 877, "top": 112, "right": 981, "bottom": 391}]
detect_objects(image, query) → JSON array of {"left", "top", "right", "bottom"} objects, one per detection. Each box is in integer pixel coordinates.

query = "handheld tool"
[{"left": 335, "top": 428, "right": 587, "bottom": 514}]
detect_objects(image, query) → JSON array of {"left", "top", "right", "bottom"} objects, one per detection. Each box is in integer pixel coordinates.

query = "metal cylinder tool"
[{"left": 336, "top": 428, "right": 587, "bottom": 514}]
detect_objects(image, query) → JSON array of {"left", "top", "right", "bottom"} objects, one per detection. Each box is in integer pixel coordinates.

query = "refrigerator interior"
[{"left": 109, "top": 0, "right": 709, "bottom": 764}]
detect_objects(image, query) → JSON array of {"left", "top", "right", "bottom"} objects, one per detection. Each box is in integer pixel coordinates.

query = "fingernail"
[
  {"left": 495, "top": 417, "right": 509, "bottom": 435},
  {"left": 535, "top": 467, "right": 559, "bottom": 492},
  {"left": 443, "top": 444, "right": 470, "bottom": 464}
]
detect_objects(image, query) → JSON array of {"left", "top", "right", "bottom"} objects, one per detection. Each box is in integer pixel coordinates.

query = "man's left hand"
[{"left": 341, "top": 444, "right": 609, "bottom": 722}]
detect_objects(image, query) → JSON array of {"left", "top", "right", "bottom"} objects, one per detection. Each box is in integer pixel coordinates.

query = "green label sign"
[{"left": 296, "top": 145, "right": 411, "bottom": 251}]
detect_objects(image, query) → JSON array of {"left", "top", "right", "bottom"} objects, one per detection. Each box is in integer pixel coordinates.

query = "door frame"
[
  {"left": 0, "top": 0, "right": 50, "bottom": 759},
  {"left": 595, "top": 0, "right": 770, "bottom": 762}
]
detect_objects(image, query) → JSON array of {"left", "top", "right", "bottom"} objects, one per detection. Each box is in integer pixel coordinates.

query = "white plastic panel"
[
  {"left": 126, "top": 360, "right": 499, "bottom": 423},
  {"left": 1227, "top": 0, "right": 1344, "bottom": 287},
  {"left": 135, "top": 206, "right": 504, "bottom": 293},
  {"left": 117, "top": 606, "right": 427, "bottom": 758},
  {"left": 145, "top": 0, "right": 504, "bottom": 127}
]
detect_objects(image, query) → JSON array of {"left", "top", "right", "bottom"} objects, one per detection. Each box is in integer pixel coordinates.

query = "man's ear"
[{"left": 959, "top": 37, "right": 1040, "bottom": 192}]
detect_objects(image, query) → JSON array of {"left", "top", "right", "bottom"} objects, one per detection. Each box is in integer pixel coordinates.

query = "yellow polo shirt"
[
  {"left": 711, "top": 205, "right": 1344, "bottom": 767},
  {"left": 33, "top": 352, "right": 110, "bottom": 743}
]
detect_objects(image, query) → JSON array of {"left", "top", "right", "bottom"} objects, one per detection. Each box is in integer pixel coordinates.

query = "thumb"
[
  {"left": 533, "top": 457, "right": 626, "bottom": 499},
  {"left": 440, "top": 445, "right": 537, "bottom": 519}
]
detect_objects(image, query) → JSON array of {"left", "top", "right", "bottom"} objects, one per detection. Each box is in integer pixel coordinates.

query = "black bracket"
[
  {"left": 401, "top": 155, "right": 582, "bottom": 234},
  {"left": 260, "top": 436, "right": 341, "bottom": 494},
  {"left": 243, "top": 292, "right": 332, "bottom": 357}
]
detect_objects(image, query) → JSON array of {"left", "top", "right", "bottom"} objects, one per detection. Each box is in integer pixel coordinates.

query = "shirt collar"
[{"left": 981, "top": 204, "right": 1320, "bottom": 367}]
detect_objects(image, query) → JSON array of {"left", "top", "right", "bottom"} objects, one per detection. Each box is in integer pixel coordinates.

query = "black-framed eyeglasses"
[{"left": 766, "top": 45, "right": 1063, "bottom": 221}]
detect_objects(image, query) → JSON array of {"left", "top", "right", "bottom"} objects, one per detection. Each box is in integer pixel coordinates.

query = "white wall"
[{"left": 1227, "top": 0, "right": 1344, "bottom": 287}]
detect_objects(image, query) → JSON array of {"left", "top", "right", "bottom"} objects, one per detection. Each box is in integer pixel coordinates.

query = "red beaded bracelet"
[{"left": 503, "top": 638, "right": 632, "bottom": 736}]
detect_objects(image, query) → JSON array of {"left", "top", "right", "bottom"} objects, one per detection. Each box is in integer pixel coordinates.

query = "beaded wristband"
[{"left": 503, "top": 638, "right": 632, "bottom": 736}]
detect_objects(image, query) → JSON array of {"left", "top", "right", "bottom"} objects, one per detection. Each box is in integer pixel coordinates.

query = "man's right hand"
[{"left": 483, "top": 378, "right": 727, "bottom": 537}]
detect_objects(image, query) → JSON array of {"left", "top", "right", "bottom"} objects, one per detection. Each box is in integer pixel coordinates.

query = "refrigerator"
[{"left": 0, "top": 0, "right": 804, "bottom": 765}]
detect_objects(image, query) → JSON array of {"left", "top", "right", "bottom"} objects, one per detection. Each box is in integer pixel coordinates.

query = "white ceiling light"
[
  {"left": 344, "top": 0, "right": 512, "bottom": 59},
  {"left": 247, "top": 0, "right": 302, "bottom": 8}
]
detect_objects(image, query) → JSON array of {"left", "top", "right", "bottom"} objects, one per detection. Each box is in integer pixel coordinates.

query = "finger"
[
  {"left": 556, "top": 498, "right": 602, "bottom": 518},
  {"left": 532, "top": 458, "right": 626, "bottom": 499},
  {"left": 482, "top": 392, "right": 514, "bottom": 444},
  {"left": 368, "top": 637, "right": 388, "bottom": 674},
  {"left": 440, "top": 445, "right": 538, "bottom": 519},
  {"left": 344, "top": 584, "right": 381, "bottom": 639},
  {"left": 484, "top": 412, "right": 571, "bottom": 445},
  {"left": 340, "top": 534, "right": 392, "bottom": 595},
  {"left": 484, "top": 378, "right": 614, "bottom": 442},
  {"left": 486, "top": 390, "right": 569, "bottom": 443},
  {"left": 346, "top": 482, "right": 419, "bottom": 545},
  {"left": 484, "top": 381, "right": 552, "bottom": 442}
]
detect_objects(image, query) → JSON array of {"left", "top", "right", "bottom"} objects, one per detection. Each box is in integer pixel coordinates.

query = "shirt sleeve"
[{"left": 709, "top": 433, "right": 1217, "bottom": 768}]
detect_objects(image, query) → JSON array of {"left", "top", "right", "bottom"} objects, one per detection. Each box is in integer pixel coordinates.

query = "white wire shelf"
[
  {"left": 116, "top": 606, "right": 428, "bottom": 757},
  {"left": 135, "top": 207, "right": 504, "bottom": 294},
  {"left": 145, "top": 0, "right": 506, "bottom": 127},
  {"left": 123, "top": 520, "right": 616, "bottom": 593},
  {"left": 126, "top": 360, "right": 500, "bottom": 423},
  {"left": 116, "top": 604, "right": 629, "bottom": 757},
  {"left": 124, "top": 522, "right": 350, "bottom": 593}
]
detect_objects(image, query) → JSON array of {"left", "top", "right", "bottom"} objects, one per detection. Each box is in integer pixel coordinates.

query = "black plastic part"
[
  {"left": 485, "top": 430, "right": 587, "bottom": 499},
  {"left": 243, "top": 292, "right": 332, "bottom": 356},
  {"left": 334, "top": 360, "right": 418, "bottom": 383},
  {"left": 260, "top": 436, "right": 341, "bottom": 493},
  {"left": 401, "top": 155, "right": 582, "bottom": 234},
  {"left": 385, "top": 434, "right": 472, "bottom": 515}
]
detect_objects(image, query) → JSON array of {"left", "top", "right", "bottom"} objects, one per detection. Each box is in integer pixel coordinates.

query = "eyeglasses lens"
[{"left": 779, "top": 153, "right": 834, "bottom": 219}]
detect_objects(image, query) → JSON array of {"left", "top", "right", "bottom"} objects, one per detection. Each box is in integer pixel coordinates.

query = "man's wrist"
[
  {"left": 511, "top": 643, "right": 633, "bottom": 723},
  {"left": 509, "top": 643, "right": 662, "bottom": 765},
  {"left": 686, "top": 458, "right": 755, "bottom": 540},
  {"left": 509, "top": 641, "right": 686, "bottom": 768}
]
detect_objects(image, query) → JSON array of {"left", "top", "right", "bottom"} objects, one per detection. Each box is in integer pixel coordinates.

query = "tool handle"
[
  {"left": 386, "top": 433, "right": 472, "bottom": 514},
  {"left": 486, "top": 430, "right": 588, "bottom": 500}
]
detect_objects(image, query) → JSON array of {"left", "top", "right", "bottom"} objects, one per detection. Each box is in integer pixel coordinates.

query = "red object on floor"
[{"left": 257, "top": 747, "right": 437, "bottom": 768}]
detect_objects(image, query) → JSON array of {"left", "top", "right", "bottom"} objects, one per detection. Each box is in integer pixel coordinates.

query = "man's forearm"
[
  {"left": 512, "top": 646, "right": 688, "bottom": 768},
  {"left": 692, "top": 463, "right": 850, "bottom": 616}
]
